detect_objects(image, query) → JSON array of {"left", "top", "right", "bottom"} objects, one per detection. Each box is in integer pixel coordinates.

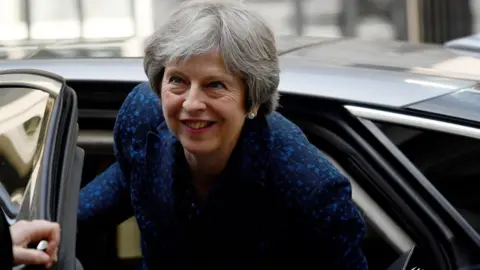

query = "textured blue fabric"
[{"left": 78, "top": 82, "right": 368, "bottom": 269}]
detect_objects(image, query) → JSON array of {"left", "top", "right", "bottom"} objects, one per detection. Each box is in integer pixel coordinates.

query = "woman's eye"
[
  {"left": 168, "top": 76, "right": 184, "bottom": 85},
  {"left": 207, "top": 81, "right": 226, "bottom": 89}
]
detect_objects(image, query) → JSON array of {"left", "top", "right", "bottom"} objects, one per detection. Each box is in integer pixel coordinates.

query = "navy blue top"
[{"left": 78, "top": 82, "right": 368, "bottom": 269}]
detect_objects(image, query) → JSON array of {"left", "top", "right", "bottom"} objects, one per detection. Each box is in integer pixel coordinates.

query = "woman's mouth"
[{"left": 181, "top": 120, "right": 216, "bottom": 132}]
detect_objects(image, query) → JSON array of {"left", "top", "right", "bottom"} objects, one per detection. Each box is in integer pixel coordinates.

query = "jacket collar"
[
  {"left": 143, "top": 117, "right": 272, "bottom": 251},
  {"left": 145, "top": 117, "right": 271, "bottom": 203}
]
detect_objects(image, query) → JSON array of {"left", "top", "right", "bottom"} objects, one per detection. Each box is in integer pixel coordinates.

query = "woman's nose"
[{"left": 182, "top": 85, "right": 206, "bottom": 113}]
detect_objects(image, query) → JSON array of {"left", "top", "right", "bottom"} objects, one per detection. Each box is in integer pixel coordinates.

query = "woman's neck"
[{"left": 184, "top": 145, "right": 235, "bottom": 198}]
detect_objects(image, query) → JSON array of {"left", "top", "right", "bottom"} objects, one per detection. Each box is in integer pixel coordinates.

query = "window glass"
[
  {"left": 0, "top": 87, "right": 53, "bottom": 218},
  {"left": 373, "top": 121, "right": 480, "bottom": 232}
]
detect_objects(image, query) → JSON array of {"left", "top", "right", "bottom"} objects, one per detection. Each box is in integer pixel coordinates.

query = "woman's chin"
[{"left": 180, "top": 140, "right": 217, "bottom": 156}]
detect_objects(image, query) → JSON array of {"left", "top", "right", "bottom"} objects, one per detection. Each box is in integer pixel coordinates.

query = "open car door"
[{"left": 0, "top": 69, "right": 83, "bottom": 270}]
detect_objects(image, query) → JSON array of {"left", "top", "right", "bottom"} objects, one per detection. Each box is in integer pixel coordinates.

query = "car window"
[
  {"left": 373, "top": 121, "right": 480, "bottom": 232},
  {"left": 0, "top": 87, "right": 53, "bottom": 218}
]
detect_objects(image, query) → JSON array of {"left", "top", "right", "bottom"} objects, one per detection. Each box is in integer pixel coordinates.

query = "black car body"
[{"left": 1, "top": 35, "right": 480, "bottom": 270}]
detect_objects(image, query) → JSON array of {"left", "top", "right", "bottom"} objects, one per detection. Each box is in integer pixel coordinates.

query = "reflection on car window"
[
  {"left": 374, "top": 121, "right": 480, "bottom": 232},
  {"left": 0, "top": 87, "right": 53, "bottom": 218}
]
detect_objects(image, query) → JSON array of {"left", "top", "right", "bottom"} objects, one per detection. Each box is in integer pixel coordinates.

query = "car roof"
[
  {"left": 278, "top": 57, "right": 473, "bottom": 107},
  {"left": 0, "top": 36, "right": 478, "bottom": 108}
]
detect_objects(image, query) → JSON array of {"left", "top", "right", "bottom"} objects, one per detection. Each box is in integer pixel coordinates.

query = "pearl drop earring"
[{"left": 248, "top": 112, "right": 255, "bottom": 119}]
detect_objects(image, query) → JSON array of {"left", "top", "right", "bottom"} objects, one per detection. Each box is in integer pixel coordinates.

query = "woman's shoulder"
[
  {"left": 265, "top": 112, "right": 308, "bottom": 144},
  {"left": 265, "top": 112, "right": 312, "bottom": 154},
  {"left": 117, "top": 82, "right": 164, "bottom": 128},
  {"left": 265, "top": 112, "right": 347, "bottom": 188},
  {"left": 114, "top": 82, "right": 165, "bottom": 154}
]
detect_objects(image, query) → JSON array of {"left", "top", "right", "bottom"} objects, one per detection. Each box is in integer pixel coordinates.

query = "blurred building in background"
[{"left": 0, "top": 0, "right": 477, "bottom": 56}]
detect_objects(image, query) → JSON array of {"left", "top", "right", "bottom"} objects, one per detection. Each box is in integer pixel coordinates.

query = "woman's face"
[{"left": 161, "top": 52, "right": 247, "bottom": 156}]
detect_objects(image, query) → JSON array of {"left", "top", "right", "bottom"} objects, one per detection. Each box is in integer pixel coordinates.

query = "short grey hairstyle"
[{"left": 144, "top": 0, "right": 280, "bottom": 115}]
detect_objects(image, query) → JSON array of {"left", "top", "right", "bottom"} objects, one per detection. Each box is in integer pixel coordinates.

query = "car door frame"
[
  {"left": 278, "top": 94, "right": 458, "bottom": 269},
  {"left": 346, "top": 104, "right": 480, "bottom": 267},
  {"left": 0, "top": 69, "right": 83, "bottom": 270}
]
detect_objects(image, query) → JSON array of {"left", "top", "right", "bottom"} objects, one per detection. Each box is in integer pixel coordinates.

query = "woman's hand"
[{"left": 10, "top": 220, "right": 60, "bottom": 268}]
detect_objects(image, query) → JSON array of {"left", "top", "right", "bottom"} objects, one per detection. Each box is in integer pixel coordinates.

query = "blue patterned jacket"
[{"left": 78, "top": 82, "right": 368, "bottom": 269}]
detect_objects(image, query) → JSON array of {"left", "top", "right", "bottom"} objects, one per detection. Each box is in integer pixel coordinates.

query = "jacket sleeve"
[
  {"left": 77, "top": 162, "right": 131, "bottom": 231},
  {"left": 0, "top": 213, "right": 13, "bottom": 269},
  {"left": 77, "top": 84, "right": 146, "bottom": 231}
]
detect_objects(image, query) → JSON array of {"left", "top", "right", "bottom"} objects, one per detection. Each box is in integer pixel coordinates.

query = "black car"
[{"left": 1, "top": 35, "right": 480, "bottom": 270}]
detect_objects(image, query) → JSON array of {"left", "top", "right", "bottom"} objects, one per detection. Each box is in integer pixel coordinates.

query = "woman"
[{"left": 78, "top": 1, "right": 368, "bottom": 269}]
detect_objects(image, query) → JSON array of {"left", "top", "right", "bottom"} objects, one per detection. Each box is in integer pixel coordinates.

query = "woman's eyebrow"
[
  {"left": 204, "top": 72, "right": 239, "bottom": 83},
  {"left": 165, "top": 68, "right": 187, "bottom": 77}
]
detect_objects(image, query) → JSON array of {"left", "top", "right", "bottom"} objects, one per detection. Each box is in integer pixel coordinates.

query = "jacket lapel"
[
  {"left": 239, "top": 117, "right": 271, "bottom": 186},
  {"left": 203, "top": 117, "right": 275, "bottom": 262},
  {"left": 142, "top": 121, "right": 179, "bottom": 246}
]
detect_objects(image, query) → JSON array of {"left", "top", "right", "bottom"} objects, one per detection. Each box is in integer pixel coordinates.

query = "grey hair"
[{"left": 144, "top": 0, "right": 280, "bottom": 115}]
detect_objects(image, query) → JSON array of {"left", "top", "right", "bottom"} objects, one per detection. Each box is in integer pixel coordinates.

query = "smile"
[{"left": 181, "top": 121, "right": 216, "bottom": 130}]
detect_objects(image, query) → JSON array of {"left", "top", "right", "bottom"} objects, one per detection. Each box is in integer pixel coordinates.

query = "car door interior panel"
[{"left": 0, "top": 69, "right": 83, "bottom": 270}]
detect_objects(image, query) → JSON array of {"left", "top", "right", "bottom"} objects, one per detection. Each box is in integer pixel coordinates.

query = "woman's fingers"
[{"left": 13, "top": 246, "right": 51, "bottom": 266}]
